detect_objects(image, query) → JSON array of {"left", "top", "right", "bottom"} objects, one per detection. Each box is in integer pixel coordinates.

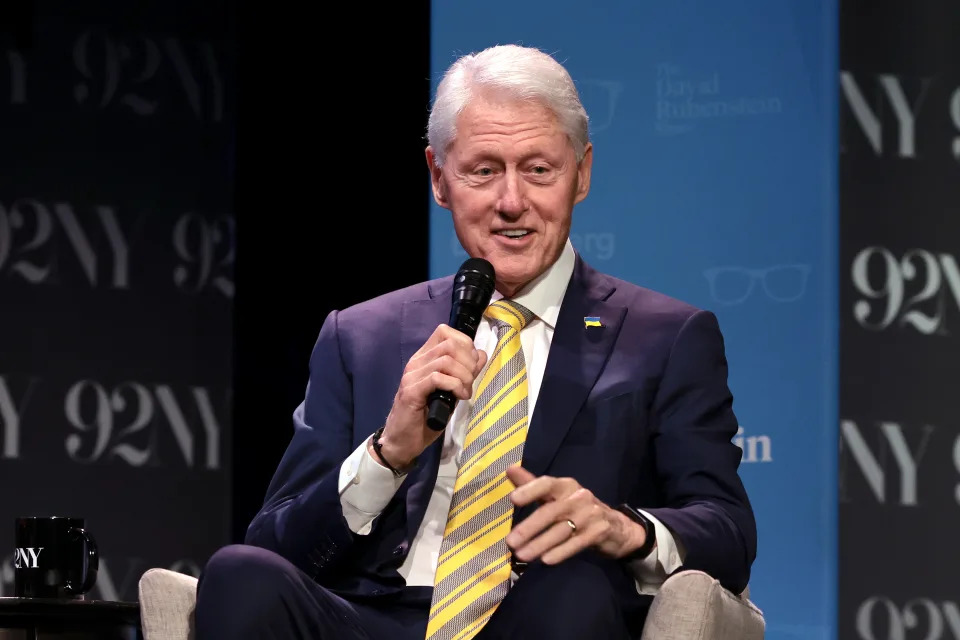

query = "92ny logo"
[
  {"left": 3, "top": 31, "right": 225, "bottom": 122},
  {"left": 0, "top": 200, "right": 233, "bottom": 296},
  {"left": 851, "top": 248, "right": 960, "bottom": 335},
  {"left": 64, "top": 380, "right": 226, "bottom": 469},
  {"left": 12, "top": 548, "right": 43, "bottom": 569}
]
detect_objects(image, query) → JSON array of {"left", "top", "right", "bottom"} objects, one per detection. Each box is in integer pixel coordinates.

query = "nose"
[{"left": 495, "top": 170, "right": 526, "bottom": 218}]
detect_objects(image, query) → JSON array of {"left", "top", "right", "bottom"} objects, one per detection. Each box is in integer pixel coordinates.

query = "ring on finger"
[{"left": 566, "top": 519, "right": 577, "bottom": 534}]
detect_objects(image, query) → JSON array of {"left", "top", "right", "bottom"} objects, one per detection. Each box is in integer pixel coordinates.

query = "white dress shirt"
[{"left": 336, "top": 239, "right": 684, "bottom": 596}]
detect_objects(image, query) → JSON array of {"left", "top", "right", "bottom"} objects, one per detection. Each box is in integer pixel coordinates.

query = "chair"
[{"left": 137, "top": 567, "right": 764, "bottom": 639}]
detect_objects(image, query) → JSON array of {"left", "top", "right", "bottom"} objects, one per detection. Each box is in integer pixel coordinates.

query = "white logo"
[
  {"left": 733, "top": 425, "right": 772, "bottom": 463},
  {"left": 654, "top": 63, "right": 782, "bottom": 136},
  {"left": 841, "top": 71, "right": 960, "bottom": 161},
  {"left": 0, "top": 375, "right": 39, "bottom": 460},
  {"left": 841, "top": 72, "right": 931, "bottom": 158},
  {"left": 703, "top": 264, "right": 811, "bottom": 306},
  {"left": 172, "top": 213, "right": 234, "bottom": 298},
  {"left": 851, "top": 247, "right": 960, "bottom": 334},
  {"left": 13, "top": 548, "right": 43, "bottom": 569},
  {"left": 0, "top": 198, "right": 140, "bottom": 288},
  {"left": 840, "top": 419, "right": 934, "bottom": 506},
  {"left": 64, "top": 380, "right": 228, "bottom": 469},
  {"left": 857, "top": 597, "right": 960, "bottom": 640},
  {"left": 73, "top": 30, "right": 225, "bottom": 122}
]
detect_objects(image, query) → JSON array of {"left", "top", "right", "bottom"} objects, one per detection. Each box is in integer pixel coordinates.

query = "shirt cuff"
[
  {"left": 629, "top": 509, "right": 686, "bottom": 596},
  {"left": 338, "top": 438, "right": 407, "bottom": 535}
]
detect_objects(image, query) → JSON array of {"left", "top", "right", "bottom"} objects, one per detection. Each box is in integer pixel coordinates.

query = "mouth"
[{"left": 494, "top": 229, "right": 533, "bottom": 242}]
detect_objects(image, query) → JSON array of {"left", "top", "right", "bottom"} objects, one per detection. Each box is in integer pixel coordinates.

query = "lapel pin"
[{"left": 583, "top": 316, "right": 602, "bottom": 328}]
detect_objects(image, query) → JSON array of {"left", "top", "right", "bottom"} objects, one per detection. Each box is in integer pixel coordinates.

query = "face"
[{"left": 427, "top": 95, "right": 592, "bottom": 297}]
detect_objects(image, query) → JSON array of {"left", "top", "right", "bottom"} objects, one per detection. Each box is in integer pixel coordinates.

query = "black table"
[{"left": 0, "top": 597, "right": 142, "bottom": 639}]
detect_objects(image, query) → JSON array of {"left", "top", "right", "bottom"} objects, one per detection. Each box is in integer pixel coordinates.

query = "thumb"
[
  {"left": 506, "top": 464, "right": 536, "bottom": 488},
  {"left": 473, "top": 349, "right": 489, "bottom": 376}
]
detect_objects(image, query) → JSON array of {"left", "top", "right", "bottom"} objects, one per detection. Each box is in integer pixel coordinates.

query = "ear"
[
  {"left": 574, "top": 143, "right": 593, "bottom": 205},
  {"left": 425, "top": 147, "right": 450, "bottom": 209}
]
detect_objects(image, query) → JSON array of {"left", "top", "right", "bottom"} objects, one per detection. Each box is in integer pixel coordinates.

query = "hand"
[
  {"left": 505, "top": 466, "right": 649, "bottom": 565},
  {"left": 375, "top": 324, "right": 488, "bottom": 468}
]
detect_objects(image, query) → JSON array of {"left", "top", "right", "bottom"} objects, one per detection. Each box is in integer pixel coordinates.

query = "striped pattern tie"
[{"left": 425, "top": 299, "right": 534, "bottom": 640}]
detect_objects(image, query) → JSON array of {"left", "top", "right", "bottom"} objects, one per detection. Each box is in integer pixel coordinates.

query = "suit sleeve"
[
  {"left": 244, "top": 309, "right": 370, "bottom": 579},
  {"left": 642, "top": 309, "right": 757, "bottom": 595}
]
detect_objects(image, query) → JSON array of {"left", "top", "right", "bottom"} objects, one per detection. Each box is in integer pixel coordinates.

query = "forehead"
[{"left": 451, "top": 96, "right": 570, "bottom": 156}]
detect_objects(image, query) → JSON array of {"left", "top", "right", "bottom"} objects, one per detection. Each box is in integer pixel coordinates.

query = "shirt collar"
[{"left": 490, "top": 238, "right": 575, "bottom": 330}]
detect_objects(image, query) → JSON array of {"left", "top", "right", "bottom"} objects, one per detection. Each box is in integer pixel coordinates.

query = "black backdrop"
[
  {"left": 231, "top": 2, "right": 432, "bottom": 542},
  {"left": 0, "top": 0, "right": 430, "bottom": 601},
  {"left": 1, "top": 0, "right": 239, "bottom": 599}
]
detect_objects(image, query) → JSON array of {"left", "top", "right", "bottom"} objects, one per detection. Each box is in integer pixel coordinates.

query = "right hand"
[{"left": 373, "top": 324, "right": 488, "bottom": 469}]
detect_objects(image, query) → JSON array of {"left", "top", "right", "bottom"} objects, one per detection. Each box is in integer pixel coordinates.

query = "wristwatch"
[{"left": 615, "top": 503, "right": 656, "bottom": 562}]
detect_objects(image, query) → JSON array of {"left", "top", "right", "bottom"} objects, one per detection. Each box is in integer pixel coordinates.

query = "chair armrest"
[
  {"left": 138, "top": 567, "right": 199, "bottom": 640},
  {"left": 641, "top": 570, "right": 765, "bottom": 640}
]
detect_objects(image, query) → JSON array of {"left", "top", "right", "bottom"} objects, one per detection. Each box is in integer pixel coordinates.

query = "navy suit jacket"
[{"left": 246, "top": 254, "right": 757, "bottom": 614}]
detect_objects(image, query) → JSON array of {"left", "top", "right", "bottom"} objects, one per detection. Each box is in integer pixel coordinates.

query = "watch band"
[
  {"left": 616, "top": 503, "right": 656, "bottom": 561},
  {"left": 371, "top": 427, "right": 411, "bottom": 478}
]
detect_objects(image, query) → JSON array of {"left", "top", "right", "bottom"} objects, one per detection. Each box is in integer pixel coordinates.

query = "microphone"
[{"left": 426, "top": 257, "right": 496, "bottom": 431}]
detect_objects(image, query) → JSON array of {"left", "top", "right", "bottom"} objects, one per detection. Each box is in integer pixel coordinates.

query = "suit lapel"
[
  {"left": 399, "top": 281, "right": 451, "bottom": 545},
  {"left": 522, "top": 257, "right": 626, "bottom": 477}
]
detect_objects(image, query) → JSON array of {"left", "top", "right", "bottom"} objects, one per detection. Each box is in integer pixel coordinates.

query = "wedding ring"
[{"left": 566, "top": 519, "right": 578, "bottom": 534}]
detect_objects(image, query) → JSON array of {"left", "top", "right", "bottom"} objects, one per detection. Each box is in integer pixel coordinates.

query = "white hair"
[{"left": 427, "top": 44, "right": 590, "bottom": 168}]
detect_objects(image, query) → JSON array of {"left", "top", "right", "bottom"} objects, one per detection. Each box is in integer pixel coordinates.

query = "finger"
[
  {"left": 508, "top": 475, "right": 558, "bottom": 508},
  {"left": 406, "top": 344, "right": 481, "bottom": 401},
  {"left": 399, "top": 370, "right": 469, "bottom": 407},
  {"left": 512, "top": 518, "right": 580, "bottom": 563},
  {"left": 411, "top": 335, "right": 480, "bottom": 372},
  {"left": 510, "top": 475, "right": 580, "bottom": 507},
  {"left": 412, "top": 323, "right": 453, "bottom": 356},
  {"left": 505, "top": 465, "right": 536, "bottom": 489},
  {"left": 433, "top": 323, "right": 478, "bottom": 351},
  {"left": 473, "top": 348, "right": 488, "bottom": 376},
  {"left": 505, "top": 499, "right": 571, "bottom": 550},
  {"left": 416, "top": 353, "right": 476, "bottom": 400},
  {"left": 540, "top": 519, "right": 607, "bottom": 565}
]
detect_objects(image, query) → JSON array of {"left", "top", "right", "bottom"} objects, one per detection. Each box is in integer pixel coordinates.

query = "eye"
[
  {"left": 531, "top": 165, "right": 549, "bottom": 175},
  {"left": 476, "top": 167, "right": 493, "bottom": 176}
]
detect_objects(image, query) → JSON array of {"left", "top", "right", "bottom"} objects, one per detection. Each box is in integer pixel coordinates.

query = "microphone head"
[
  {"left": 449, "top": 258, "right": 496, "bottom": 336},
  {"left": 455, "top": 257, "right": 495, "bottom": 292}
]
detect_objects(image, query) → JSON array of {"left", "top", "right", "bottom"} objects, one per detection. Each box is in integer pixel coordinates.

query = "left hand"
[{"left": 505, "top": 465, "right": 648, "bottom": 565}]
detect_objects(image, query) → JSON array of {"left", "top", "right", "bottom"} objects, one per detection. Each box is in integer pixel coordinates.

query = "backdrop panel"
[
  {"left": 839, "top": 0, "right": 960, "bottom": 638},
  {"left": 0, "top": 0, "right": 235, "bottom": 600},
  {"left": 429, "top": 3, "right": 839, "bottom": 638}
]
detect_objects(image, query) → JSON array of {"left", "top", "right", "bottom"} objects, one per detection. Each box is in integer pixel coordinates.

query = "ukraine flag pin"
[{"left": 584, "top": 316, "right": 602, "bottom": 328}]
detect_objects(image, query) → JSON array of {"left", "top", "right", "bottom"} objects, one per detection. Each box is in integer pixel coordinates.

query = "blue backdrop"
[{"left": 428, "top": 2, "right": 838, "bottom": 638}]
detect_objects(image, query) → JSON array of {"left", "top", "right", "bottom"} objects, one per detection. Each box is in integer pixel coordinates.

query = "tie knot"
[{"left": 484, "top": 299, "right": 534, "bottom": 332}]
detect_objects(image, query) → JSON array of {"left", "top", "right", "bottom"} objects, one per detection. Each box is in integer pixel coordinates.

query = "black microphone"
[{"left": 426, "top": 257, "right": 496, "bottom": 431}]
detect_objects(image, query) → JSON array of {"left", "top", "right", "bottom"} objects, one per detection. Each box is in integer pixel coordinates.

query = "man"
[{"left": 195, "top": 44, "right": 756, "bottom": 639}]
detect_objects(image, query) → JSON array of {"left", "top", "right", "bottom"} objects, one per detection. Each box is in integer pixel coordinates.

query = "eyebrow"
[{"left": 460, "top": 150, "right": 559, "bottom": 165}]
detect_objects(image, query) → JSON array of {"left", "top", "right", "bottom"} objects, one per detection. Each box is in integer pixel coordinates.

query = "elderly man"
[{"left": 194, "top": 44, "right": 756, "bottom": 640}]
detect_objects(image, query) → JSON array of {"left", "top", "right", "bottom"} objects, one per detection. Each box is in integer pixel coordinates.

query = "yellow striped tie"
[{"left": 425, "top": 299, "right": 533, "bottom": 640}]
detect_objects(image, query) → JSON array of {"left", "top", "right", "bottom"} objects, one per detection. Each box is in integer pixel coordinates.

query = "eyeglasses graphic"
[
  {"left": 578, "top": 79, "right": 624, "bottom": 134},
  {"left": 703, "top": 264, "right": 811, "bottom": 305}
]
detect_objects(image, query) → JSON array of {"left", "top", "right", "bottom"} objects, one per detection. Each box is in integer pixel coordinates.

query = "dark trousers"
[{"left": 195, "top": 544, "right": 635, "bottom": 640}]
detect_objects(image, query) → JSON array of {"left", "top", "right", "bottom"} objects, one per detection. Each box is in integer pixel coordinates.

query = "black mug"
[{"left": 14, "top": 517, "right": 99, "bottom": 599}]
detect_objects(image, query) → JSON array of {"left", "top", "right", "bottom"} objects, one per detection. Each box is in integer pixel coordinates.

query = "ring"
[{"left": 566, "top": 519, "right": 577, "bottom": 534}]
